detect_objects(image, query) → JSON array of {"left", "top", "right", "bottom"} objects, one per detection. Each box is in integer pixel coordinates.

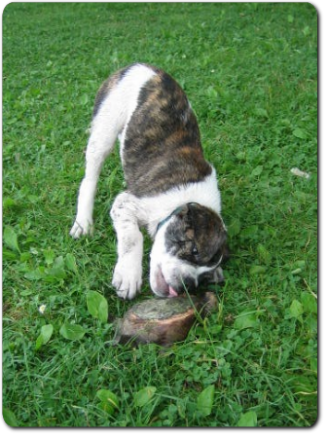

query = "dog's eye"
[{"left": 191, "top": 246, "right": 199, "bottom": 256}]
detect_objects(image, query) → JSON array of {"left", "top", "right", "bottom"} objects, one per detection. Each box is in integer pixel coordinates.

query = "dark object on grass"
[{"left": 114, "top": 292, "right": 218, "bottom": 346}]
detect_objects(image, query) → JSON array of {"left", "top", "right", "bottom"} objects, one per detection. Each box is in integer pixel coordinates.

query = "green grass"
[{"left": 2, "top": 2, "right": 317, "bottom": 427}]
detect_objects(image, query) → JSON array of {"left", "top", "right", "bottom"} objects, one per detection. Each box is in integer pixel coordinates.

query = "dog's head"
[{"left": 150, "top": 202, "right": 228, "bottom": 297}]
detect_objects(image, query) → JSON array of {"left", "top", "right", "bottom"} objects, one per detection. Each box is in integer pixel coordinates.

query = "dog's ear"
[{"left": 176, "top": 204, "right": 194, "bottom": 232}]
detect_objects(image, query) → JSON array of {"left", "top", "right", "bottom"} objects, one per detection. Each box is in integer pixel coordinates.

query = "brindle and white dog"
[{"left": 70, "top": 63, "right": 228, "bottom": 300}]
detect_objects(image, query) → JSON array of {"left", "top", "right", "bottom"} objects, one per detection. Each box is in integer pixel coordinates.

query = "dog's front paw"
[
  {"left": 70, "top": 218, "right": 93, "bottom": 239},
  {"left": 112, "top": 260, "right": 142, "bottom": 300}
]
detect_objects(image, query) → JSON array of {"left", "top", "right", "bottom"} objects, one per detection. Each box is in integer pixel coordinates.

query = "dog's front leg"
[{"left": 110, "top": 192, "right": 145, "bottom": 300}]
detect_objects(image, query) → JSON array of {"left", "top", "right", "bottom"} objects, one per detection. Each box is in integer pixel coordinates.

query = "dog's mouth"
[{"left": 153, "top": 267, "right": 179, "bottom": 298}]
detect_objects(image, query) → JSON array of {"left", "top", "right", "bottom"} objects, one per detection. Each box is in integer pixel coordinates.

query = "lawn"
[{"left": 2, "top": 2, "right": 317, "bottom": 427}]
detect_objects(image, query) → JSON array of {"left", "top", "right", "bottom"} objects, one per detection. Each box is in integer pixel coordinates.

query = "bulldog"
[{"left": 70, "top": 63, "right": 228, "bottom": 299}]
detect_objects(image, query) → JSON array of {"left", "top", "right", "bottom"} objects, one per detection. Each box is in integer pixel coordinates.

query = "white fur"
[{"left": 110, "top": 192, "right": 145, "bottom": 299}]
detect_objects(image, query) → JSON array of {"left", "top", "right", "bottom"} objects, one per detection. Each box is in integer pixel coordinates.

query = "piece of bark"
[{"left": 114, "top": 292, "right": 218, "bottom": 346}]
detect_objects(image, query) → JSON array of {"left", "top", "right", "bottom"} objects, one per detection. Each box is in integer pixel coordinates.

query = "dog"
[{"left": 70, "top": 63, "right": 228, "bottom": 300}]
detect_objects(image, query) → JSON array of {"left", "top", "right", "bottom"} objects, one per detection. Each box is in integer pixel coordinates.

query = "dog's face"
[{"left": 150, "top": 203, "right": 228, "bottom": 297}]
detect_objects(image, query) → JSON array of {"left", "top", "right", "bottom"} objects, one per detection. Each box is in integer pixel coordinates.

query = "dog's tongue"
[{"left": 168, "top": 286, "right": 178, "bottom": 297}]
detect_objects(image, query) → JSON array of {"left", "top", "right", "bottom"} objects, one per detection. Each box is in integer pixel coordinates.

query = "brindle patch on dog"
[{"left": 122, "top": 69, "right": 212, "bottom": 197}]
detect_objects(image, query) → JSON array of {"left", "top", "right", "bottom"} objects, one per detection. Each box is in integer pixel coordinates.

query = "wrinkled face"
[{"left": 150, "top": 203, "right": 228, "bottom": 297}]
